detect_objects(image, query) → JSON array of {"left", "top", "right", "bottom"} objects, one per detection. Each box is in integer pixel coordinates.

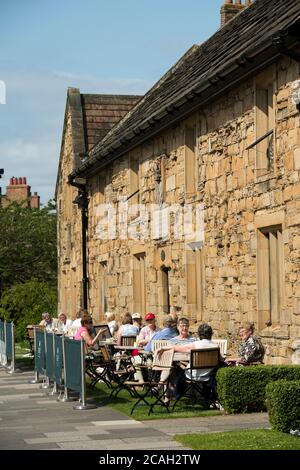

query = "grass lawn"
[
  {"left": 88, "top": 380, "right": 222, "bottom": 421},
  {"left": 15, "top": 341, "right": 32, "bottom": 357},
  {"left": 175, "top": 429, "right": 300, "bottom": 450}
]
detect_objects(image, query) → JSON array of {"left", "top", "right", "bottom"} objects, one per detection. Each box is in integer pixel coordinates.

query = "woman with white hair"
[
  {"left": 56, "top": 313, "right": 73, "bottom": 334},
  {"left": 105, "top": 311, "right": 118, "bottom": 336}
]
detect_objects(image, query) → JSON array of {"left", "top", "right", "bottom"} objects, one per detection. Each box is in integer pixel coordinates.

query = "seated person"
[
  {"left": 137, "top": 313, "right": 160, "bottom": 348},
  {"left": 74, "top": 314, "right": 106, "bottom": 353},
  {"left": 170, "top": 317, "right": 195, "bottom": 345},
  {"left": 105, "top": 311, "right": 119, "bottom": 337},
  {"left": 132, "top": 312, "right": 143, "bottom": 333},
  {"left": 56, "top": 313, "right": 73, "bottom": 334},
  {"left": 158, "top": 323, "right": 222, "bottom": 404},
  {"left": 226, "top": 322, "right": 265, "bottom": 365},
  {"left": 116, "top": 313, "right": 139, "bottom": 345},
  {"left": 144, "top": 315, "right": 178, "bottom": 352},
  {"left": 39, "top": 312, "right": 58, "bottom": 332},
  {"left": 69, "top": 309, "right": 87, "bottom": 337},
  {"left": 169, "top": 306, "right": 181, "bottom": 323}
]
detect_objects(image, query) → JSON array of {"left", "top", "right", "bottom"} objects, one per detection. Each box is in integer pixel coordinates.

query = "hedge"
[
  {"left": 266, "top": 380, "right": 300, "bottom": 433},
  {"left": 216, "top": 365, "right": 300, "bottom": 413}
]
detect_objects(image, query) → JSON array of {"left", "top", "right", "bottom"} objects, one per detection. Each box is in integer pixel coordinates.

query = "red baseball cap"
[{"left": 145, "top": 313, "right": 155, "bottom": 321}]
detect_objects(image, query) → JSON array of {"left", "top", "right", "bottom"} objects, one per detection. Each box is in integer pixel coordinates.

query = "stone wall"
[
  {"left": 56, "top": 109, "right": 83, "bottom": 318},
  {"left": 60, "top": 56, "right": 300, "bottom": 363}
]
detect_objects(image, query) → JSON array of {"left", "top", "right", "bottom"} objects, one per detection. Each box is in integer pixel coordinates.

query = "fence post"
[
  {"left": 0, "top": 320, "right": 5, "bottom": 366},
  {"left": 47, "top": 333, "right": 60, "bottom": 395},
  {"left": 28, "top": 327, "right": 42, "bottom": 384},
  {"left": 2, "top": 321, "right": 7, "bottom": 366},
  {"left": 40, "top": 330, "right": 50, "bottom": 389},
  {"left": 7, "top": 322, "right": 15, "bottom": 374}
]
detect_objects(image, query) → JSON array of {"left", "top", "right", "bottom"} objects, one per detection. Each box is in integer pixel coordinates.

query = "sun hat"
[{"left": 132, "top": 313, "right": 141, "bottom": 319}]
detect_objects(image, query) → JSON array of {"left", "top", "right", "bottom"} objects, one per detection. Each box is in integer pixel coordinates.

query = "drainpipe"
[
  {"left": 68, "top": 175, "right": 89, "bottom": 310},
  {"left": 272, "top": 30, "right": 300, "bottom": 63}
]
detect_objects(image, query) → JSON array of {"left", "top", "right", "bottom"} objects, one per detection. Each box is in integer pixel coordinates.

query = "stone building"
[
  {"left": 1, "top": 177, "right": 40, "bottom": 208},
  {"left": 55, "top": 89, "right": 141, "bottom": 316},
  {"left": 56, "top": 0, "right": 300, "bottom": 363}
]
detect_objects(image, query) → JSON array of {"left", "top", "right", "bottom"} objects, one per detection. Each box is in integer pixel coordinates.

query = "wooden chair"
[
  {"left": 212, "top": 339, "right": 228, "bottom": 357},
  {"left": 25, "top": 325, "right": 40, "bottom": 357},
  {"left": 86, "top": 345, "right": 113, "bottom": 389},
  {"left": 172, "top": 347, "right": 220, "bottom": 410},
  {"left": 151, "top": 339, "right": 171, "bottom": 354},
  {"left": 120, "top": 336, "right": 136, "bottom": 347}
]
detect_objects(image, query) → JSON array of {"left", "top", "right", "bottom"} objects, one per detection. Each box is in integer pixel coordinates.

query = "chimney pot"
[
  {"left": 221, "top": 0, "right": 246, "bottom": 27},
  {"left": 18, "top": 177, "right": 22, "bottom": 184},
  {"left": 9, "top": 177, "right": 13, "bottom": 185},
  {"left": 12, "top": 177, "right": 16, "bottom": 185}
]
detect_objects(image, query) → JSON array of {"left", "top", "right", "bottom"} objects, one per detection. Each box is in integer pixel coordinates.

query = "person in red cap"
[{"left": 137, "top": 313, "right": 160, "bottom": 347}]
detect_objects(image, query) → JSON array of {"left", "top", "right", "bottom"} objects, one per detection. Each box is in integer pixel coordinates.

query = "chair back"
[
  {"left": 190, "top": 347, "right": 220, "bottom": 370},
  {"left": 151, "top": 340, "right": 171, "bottom": 353},
  {"left": 26, "top": 325, "right": 41, "bottom": 356},
  {"left": 152, "top": 349, "right": 174, "bottom": 371},
  {"left": 26, "top": 326, "right": 35, "bottom": 341},
  {"left": 99, "top": 345, "right": 111, "bottom": 363},
  {"left": 121, "top": 336, "right": 136, "bottom": 347},
  {"left": 212, "top": 339, "right": 227, "bottom": 357}
]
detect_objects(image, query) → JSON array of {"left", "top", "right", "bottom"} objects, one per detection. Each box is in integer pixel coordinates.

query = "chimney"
[
  {"left": 31, "top": 192, "right": 40, "bottom": 209},
  {"left": 220, "top": 0, "right": 251, "bottom": 27},
  {"left": 6, "top": 176, "right": 30, "bottom": 206}
]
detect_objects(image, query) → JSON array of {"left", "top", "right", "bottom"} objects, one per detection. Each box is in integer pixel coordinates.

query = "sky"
[{"left": 0, "top": 0, "right": 224, "bottom": 205}]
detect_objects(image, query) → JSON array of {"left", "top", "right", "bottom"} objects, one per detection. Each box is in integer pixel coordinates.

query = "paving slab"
[{"left": 0, "top": 365, "right": 270, "bottom": 451}]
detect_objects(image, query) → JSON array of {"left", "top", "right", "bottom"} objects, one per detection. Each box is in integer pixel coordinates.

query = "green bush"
[
  {"left": 216, "top": 365, "right": 300, "bottom": 413},
  {"left": 0, "top": 279, "right": 57, "bottom": 341},
  {"left": 266, "top": 380, "right": 300, "bottom": 433}
]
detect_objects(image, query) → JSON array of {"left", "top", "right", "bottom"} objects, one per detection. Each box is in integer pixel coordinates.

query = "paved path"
[{"left": 0, "top": 364, "right": 270, "bottom": 450}]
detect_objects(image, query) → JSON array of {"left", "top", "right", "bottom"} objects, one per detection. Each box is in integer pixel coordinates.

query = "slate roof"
[
  {"left": 81, "top": 94, "right": 142, "bottom": 151},
  {"left": 72, "top": 0, "right": 300, "bottom": 178}
]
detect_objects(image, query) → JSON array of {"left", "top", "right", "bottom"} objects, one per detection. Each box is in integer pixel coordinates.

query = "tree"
[
  {"left": 0, "top": 279, "right": 57, "bottom": 340},
  {"left": 0, "top": 200, "right": 57, "bottom": 292}
]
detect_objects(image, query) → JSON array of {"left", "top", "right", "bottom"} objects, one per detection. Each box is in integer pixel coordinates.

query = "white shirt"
[{"left": 185, "top": 339, "right": 218, "bottom": 381}]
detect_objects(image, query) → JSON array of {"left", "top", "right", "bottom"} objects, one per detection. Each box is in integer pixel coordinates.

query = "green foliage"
[
  {"left": 175, "top": 429, "right": 300, "bottom": 450},
  {"left": 0, "top": 201, "right": 57, "bottom": 290},
  {"left": 0, "top": 279, "right": 57, "bottom": 340},
  {"left": 266, "top": 380, "right": 300, "bottom": 433},
  {"left": 216, "top": 365, "right": 300, "bottom": 413}
]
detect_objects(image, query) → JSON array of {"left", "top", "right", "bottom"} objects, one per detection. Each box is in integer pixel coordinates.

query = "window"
[
  {"left": 161, "top": 266, "right": 170, "bottom": 314},
  {"left": 186, "top": 249, "right": 204, "bottom": 321},
  {"left": 63, "top": 223, "right": 71, "bottom": 263},
  {"left": 99, "top": 261, "right": 108, "bottom": 317},
  {"left": 184, "top": 123, "right": 197, "bottom": 194},
  {"left": 255, "top": 67, "right": 275, "bottom": 176},
  {"left": 257, "top": 225, "right": 284, "bottom": 329},
  {"left": 133, "top": 253, "right": 146, "bottom": 316}
]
